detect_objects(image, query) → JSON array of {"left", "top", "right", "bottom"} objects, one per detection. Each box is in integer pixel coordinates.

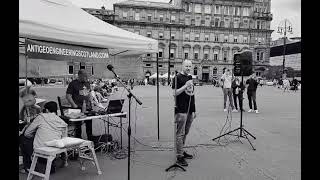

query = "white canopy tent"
[
  {"left": 19, "top": 0, "right": 163, "bottom": 142},
  {"left": 149, "top": 73, "right": 160, "bottom": 79},
  {"left": 19, "top": 0, "right": 158, "bottom": 56},
  {"left": 160, "top": 73, "right": 174, "bottom": 79}
]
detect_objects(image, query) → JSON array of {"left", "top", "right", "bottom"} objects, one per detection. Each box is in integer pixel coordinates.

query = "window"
[
  {"left": 223, "top": 50, "right": 228, "bottom": 62},
  {"left": 147, "top": 31, "right": 152, "bottom": 38},
  {"left": 235, "top": 7, "right": 240, "bottom": 16},
  {"left": 184, "top": 52, "right": 189, "bottom": 59},
  {"left": 224, "top": 18, "right": 229, "bottom": 28},
  {"left": 243, "top": 19, "right": 248, "bottom": 28},
  {"left": 234, "top": 19, "right": 239, "bottom": 28},
  {"left": 201, "top": 20, "right": 205, "bottom": 26},
  {"left": 159, "top": 32, "right": 164, "bottom": 39},
  {"left": 195, "top": 4, "right": 201, "bottom": 13},
  {"left": 158, "top": 49, "right": 163, "bottom": 58},
  {"left": 188, "top": 3, "right": 192, "bottom": 12},
  {"left": 234, "top": 36, "right": 238, "bottom": 43},
  {"left": 170, "top": 64, "right": 174, "bottom": 68},
  {"left": 195, "top": 34, "right": 200, "bottom": 41},
  {"left": 215, "top": 18, "right": 219, "bottom": 27},
  {"left": 204, "top": 5, "right": 211, "bottom": 14},
  {"left": 185, "top": 16, "right": 190, "bottom": 25},
  {"left": 243, "top": 36, "right": 248, "bottom": 43},
  {"left": 194, "top": 50, "right": 199, "bottom": 60},
  {"left": 185, "top": 33, "right": 190, "bottom": 40},
  {"left": 214, "top": 51, "right": 218, "bottom": 61},
  {"left": 135, "top": 13, "right": 140, "bottom": 20},
  {"left": 205, "top": 34, "right": 209, "bottom": 41},
  {"left": 224, "top": 36, "right": 228, "bottom": 42},
  {"left": 191, "top": 19, "right": 195, "bottom": 25},
  {"left": 146, "top": 64, "right": 151, "bottom": 67},
  {"left": 196, "top": 16, "right": 201, "bottom": 26},
  {"left": 224, "top": 6, "right": 229, "bottom": 15},
  {"left": 230, "top": 7, "right": 234, "bottom": 15},
  {"left": 243, "top": 7, "right": 249, "bottom": 16},
  {"left": 171, "top": 33, "right": 175, "bottom": 40},
  {"left": 171, "top": 15, "right": 176, "bottom": 23},
  {"left": 146, "top": 53, "right": 151, "bottom": 57},
  {"left": 215, "top": 5, "right": 220, "bottom": 14},
  {"left": 185, "top": 3, "right": 190, "bottom": 12},
  {"left": 159, "top": 64, "right": 163, "bottom": 68},
  {"left": 194, "top": 67, "right": 198, "bottom": 75},
  {"left": 68, "top": 65, "right": 73, "bottom": 74},
  {"left": 214, "top": 35, "right": 219, "bottom": 42},
  {"left": 159, "top": 14, "right": 163, "bottom": 22},
  {"left": 80, "top": 62, "right": 85, "bottom": 69},
  {"left": 257, "top": 21, "right": 260, "bottom": 29},
  {"left": 170, "top": 48, "right": 175, "bottom": 59},
  {"left": 91, "top": 66, "right": 94, "bottom": 75},
  {"left": 123, "top": 12, "right": 127, "bottom": 19},
  {"left": 204, "top": 49, "right": 209, "bottom": 59},
  {"left": 260, "top": 52, "right": 264, "bottom": 61},
  {"left": 147, "top": 14, "right": 152, "bottom": 21}
]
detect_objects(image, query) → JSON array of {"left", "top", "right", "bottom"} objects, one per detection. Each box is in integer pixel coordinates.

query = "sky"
[{"left": 68, "top": 0, "right": 301, "bottom": 40}]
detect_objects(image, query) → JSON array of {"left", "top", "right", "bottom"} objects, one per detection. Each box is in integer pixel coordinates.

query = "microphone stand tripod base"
[
  {"left": 165, "top": 163, "right": 186, "bottom": 172},
  {"left": 212, "top": 127, "right": 256, "bottom": 151}
]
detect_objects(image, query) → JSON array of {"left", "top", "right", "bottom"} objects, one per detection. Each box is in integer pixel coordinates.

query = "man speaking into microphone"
[{"left": 172, "top": 60, "right": 196, "bottom": 167}]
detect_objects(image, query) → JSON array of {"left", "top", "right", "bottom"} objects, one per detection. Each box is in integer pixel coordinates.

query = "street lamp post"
[
  {"left": 168, "top": 24, "right": 172, "bottom": 84},
  {"left": 277, "top": 19, "right": 293, "bottom": 77}
]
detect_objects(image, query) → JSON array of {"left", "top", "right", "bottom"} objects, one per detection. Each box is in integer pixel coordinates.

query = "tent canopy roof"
[{"left": 19, "top": 0, "right": 158, "bottom": 56}]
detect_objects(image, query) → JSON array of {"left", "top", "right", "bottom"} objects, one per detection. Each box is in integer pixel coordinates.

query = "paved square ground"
[{"left": 19, "top": 85, "right": 300, "bottom": 180}]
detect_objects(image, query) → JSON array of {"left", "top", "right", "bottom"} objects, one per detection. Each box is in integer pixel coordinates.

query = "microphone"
[
  {"left": 107, "top": 64, "right": 118, "bottom": 77},
  {"left": 107, "top": 64, "right": 114, "bottom": 71}
]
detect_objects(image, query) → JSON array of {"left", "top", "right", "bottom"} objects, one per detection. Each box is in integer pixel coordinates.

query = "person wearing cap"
[{"left": 66, "top": 69, "right": 93, "bottom": 141}]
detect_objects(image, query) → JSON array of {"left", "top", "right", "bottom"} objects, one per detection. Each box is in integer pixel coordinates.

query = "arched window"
[{"left": 194, "top": 66, "right": 198, "bottom": 75}]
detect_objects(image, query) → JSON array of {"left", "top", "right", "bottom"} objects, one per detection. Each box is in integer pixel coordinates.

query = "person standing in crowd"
[
  {"left": 292, "top": 77, "right": 298, "bottom": 92},
  {"left": 246, "top": 73, "right": 259, "bottom": 113},
  {"left": 232, "top": 77, "right": 245, "bottom": 112},
  {"left": 66, "top": 69, "right": 93, "bottom": 141},
  {"left": 282, "top": 77, "right": 290, "bottom": 92},
  {"left": 220, "top": 69, "right": 237, "bottom": 112},
  {"left": 172, "top": 60, "right": 196, "bottom": 167}
]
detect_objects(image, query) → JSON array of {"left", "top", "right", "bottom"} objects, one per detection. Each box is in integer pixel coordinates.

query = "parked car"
[
  {"left": 19, "top": 78, "right": 32, "bottom": 87},
  {"left": 266, "top": 81, "right": 274, "bottom": 86},
  {"left": 56, "top": 80, "right": 63, "bottom": 85}
]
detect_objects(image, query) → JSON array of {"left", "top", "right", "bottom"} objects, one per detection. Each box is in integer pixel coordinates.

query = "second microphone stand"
[
  {"left": 212, "top": 72, "right": 256, "bottom": 150},
  {"left": 111, "top": 73, "right": 142, "bottom": 180}
]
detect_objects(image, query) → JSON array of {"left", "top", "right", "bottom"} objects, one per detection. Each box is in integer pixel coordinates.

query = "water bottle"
[{"left": 82, "top": 100, "right": 86, "bottom": 113}]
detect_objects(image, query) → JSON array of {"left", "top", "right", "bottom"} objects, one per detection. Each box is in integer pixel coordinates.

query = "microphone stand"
[
  {"left": 165, "top": 70, "right": 186, "bottom": 172},
  {"left": 110, "top": 70, "right": 142, "bottom": 180}
]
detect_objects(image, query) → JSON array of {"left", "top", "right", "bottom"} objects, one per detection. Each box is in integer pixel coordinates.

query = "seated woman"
[
  {"left": 22, "top": 101, "right": 68, "bottom": 173},
  {"left": 19, "top": 87, "right": 41, "bottom": 128},
  {"left": 89, "top": 84, "right": 107, "bottom": 112},
  {"left": 19, "top": 87, "right": 41, "bottom": 173}
]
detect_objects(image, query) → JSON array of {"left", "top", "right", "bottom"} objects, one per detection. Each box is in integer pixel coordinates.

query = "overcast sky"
[{"left": 68, "top": 0, "right": 301, "bottom": 40}]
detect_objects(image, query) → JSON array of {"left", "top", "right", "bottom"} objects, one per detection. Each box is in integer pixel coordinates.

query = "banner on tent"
[{"left": 25, "top": 39, "right": 109, "bottom": 61}]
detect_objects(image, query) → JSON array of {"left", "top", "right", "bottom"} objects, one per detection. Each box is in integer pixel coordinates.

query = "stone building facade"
[{"left": 85, "top": 0, "right": 273, "bottom": 81}]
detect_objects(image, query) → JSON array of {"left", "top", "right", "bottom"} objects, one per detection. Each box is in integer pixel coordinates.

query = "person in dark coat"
[{"left": 232, "top": 77, "right": 245, "bottom": 112}]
